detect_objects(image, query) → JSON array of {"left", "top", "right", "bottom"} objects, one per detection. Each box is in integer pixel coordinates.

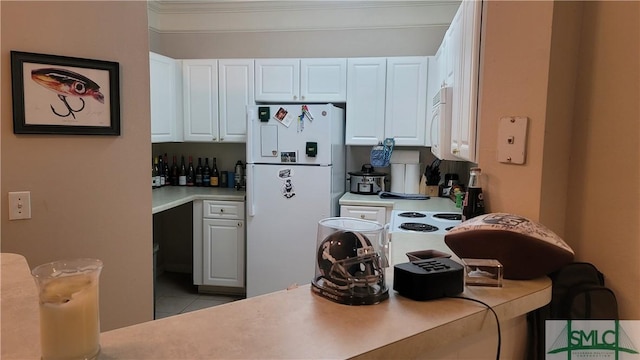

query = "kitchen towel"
[
  {"left": 379, "top": 191, "right": 430, "bottom": 200},
  {"left": 390, "top": 163, "right": 406, "bottom": 193},
  {"left": 404, "top": 164, "right": 421, "bottom": 194}
]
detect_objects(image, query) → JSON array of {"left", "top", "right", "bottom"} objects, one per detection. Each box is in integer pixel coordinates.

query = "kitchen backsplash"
[
  {"left": 152, "top": 142, "right": 245, "bottom": 176},
  {"left": 153, "top": 142, "right": 472, "bottom": 189},
  {"left": 346, "top": 145, "right": 472, "bottom": 187}
]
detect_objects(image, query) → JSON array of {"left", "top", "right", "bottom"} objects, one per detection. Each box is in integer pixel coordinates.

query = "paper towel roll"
[
  {"left": 390, "top": 163, "right": 405, "bottom": 193},
  {"left": 404, "top": 164, "right": 421, "bottom": 194}
]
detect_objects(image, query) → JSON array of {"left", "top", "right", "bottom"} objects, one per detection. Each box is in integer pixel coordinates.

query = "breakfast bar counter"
[{"left": 2, "top": 252, "right": 550, "bottom": 359}]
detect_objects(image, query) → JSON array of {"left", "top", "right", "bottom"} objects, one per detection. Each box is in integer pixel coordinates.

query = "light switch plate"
[
  {"left": 8, "top": 191, "right": 31, "bottom": 220},
  {"left": 497, "top": 116, "right": 528, "bottom": 164}
]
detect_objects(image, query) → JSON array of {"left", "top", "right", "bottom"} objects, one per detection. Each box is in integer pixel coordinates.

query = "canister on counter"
[{"left": 221, "top": 171, "right": 228, "bottom": 188}]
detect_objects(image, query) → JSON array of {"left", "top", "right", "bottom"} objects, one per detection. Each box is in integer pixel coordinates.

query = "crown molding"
[{"left": 148, "top": 1, "right": 461, "bottom": 33}]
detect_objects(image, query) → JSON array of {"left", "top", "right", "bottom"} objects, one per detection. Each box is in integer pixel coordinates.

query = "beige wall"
[
  {"left": 565, "top": 1, "right": 639, "bottom": 319},
  {"left": 476, "top": 1, "right": 554, "bottom": 221},
  {"left": 1, "top": 1, "right": 153, "bottom": 330},
  {"left": 151, "top": 27, "right": 448, "bottom": 59},
  {"left": 478, "top": 1, "right": 639, "bottom": 319}
]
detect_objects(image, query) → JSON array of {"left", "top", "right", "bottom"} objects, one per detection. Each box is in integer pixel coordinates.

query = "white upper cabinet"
[
  {"left": 385, "top": 56, "right": 429, "bottom": 146},
  {"left": 150, "top": 52, "right": 183, "bottom": 143},
  {"left": 300, "top": 58, "right": 347, "bottom": 102},
  {"left": 183, "top": 59, "right": 219, "bottom": 142},
  {"left": 218, "top": 59, "right": 255, "bottom": 143},
  {"left": 345, "top": 58, "right": 387, "bottom": 145},
  {"left": 449, "top": 0, "right": 482, "bottom": 162},
  {"left": 346, "top": 56, "right": 429, "bottom": 146},
  {"left": 255, "top": 58, "right": 347, "bottom": 102}
]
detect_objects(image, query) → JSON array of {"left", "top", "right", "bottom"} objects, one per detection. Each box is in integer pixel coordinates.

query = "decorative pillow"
[{"left": 444, "top": 213, "right": 574, "bottom": 280}]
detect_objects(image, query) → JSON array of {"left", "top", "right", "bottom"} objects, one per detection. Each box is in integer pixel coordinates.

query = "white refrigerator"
[{"left": 246, "top": 104, "right": 345, "bottom": 297}]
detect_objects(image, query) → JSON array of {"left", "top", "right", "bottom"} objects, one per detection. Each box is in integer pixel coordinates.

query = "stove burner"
[
  {"left": 398, "top": 212, "right": 427, "bottom": 218},
  {"left": 433, "top": 213, "right": 463, "bottom": 221},
  {"left": 400, "top": 222, "right": 439, "bottom": 232}
]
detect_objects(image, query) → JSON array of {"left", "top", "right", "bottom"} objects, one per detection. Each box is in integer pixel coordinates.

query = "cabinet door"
[
  {"left": 183, "top": 59, "right": 219, "bottom": 142},
  {"left": 202, "top": 218, "right": 245, "bottom": 287},
  {"left": 450, "top": 0, "right": 481, "bottom": 162},
  {"left": 385, "top": 57, "right": 428, "bottom": 146},
  {"left": 255, "top": 59, "right": 299, "bottom": 102},
  {"left": 345, "top": 58, "right": 386, "bottom": 145},
  {"left": 219, "top": 59, "right": 254, "bottom": 143},
  {"left": 150, "top": 52, "right": 181, "bottom": 143},
  {"left": 340, "top": 205, "right": 387, "bottom": 225},
  {"left": 300, "top": 58, "right": 347, "bottom": 102}
]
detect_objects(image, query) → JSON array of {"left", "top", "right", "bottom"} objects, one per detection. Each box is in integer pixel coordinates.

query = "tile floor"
[{"left": 154, "top": 272, "right": 244, "bottom": 319}]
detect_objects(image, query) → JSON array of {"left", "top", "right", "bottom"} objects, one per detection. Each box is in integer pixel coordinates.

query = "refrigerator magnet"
[
  {"left": 278, "top": 168, "right": 294, "bottom": 179},
  {"left": 282, "top": 178, "right": 295, "bottom": 199},
  {"left": 274, "top": 107, "right": 294, "bottom": 128},
  {"left": 280, "top": 151, "right": 297, "bottom": 163}
]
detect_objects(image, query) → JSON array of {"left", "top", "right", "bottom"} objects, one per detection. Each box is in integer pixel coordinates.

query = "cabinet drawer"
[
  {"left": 203, "top": 200, "right": 245, "bottom": 219},
  {"left": 340, "top": 205, "right": 387, "bottom": 225}
]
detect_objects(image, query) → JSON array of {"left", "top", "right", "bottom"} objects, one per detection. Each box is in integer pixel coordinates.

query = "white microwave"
[{"left": 430, "top": 87, "right": 460, "bottom": 161}]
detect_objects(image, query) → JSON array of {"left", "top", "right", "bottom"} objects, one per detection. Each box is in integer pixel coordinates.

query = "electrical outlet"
[{"left": 8, "top": 191, "right": 31, "bottom": 220}]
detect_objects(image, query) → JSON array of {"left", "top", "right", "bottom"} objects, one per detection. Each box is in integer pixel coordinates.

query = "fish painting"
[{"left": 31, "top": 67, "right": 104, "bottom": 118}]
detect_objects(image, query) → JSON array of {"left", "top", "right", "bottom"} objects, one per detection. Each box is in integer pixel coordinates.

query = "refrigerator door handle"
[
  {"left": 246, "top": 109, "right": 254, "bottom": 163},
  {"left": 247, "top": 164, "right": 255, "bottom": 217}
]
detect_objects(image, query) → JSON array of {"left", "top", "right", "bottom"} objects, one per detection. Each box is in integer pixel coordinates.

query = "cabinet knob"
[
  {"left": 360, "top": 214, "right": 365, "bottom": 219},
  {"left": 212, "top": 137, "right": 217, "bottom": 141},
  {"left": 220, "top": 137, "right": 224, "bottom": 141},
  {"left": 452, "top": 149, "right": 460, "bottom": 154},
  {"left": 220, "top": 209, "right": 224, "bottom": 213},
  {"left": 301, "top": 96, "right": 305, "bottom": 101},
  {"left": 237, "top": 222, "right": 242, "bottom": 227},
  {"left": 293, "top": 95, "right": 297, "bottom": 100}
]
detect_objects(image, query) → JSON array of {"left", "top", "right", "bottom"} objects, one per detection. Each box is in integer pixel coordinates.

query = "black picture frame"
[{"left": 11, "top": 51, "right": 120, "bottom": 135}]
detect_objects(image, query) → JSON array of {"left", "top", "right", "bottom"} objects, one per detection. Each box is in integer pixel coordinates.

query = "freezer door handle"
[
  {"left": 247, "top": 164, "right": 255, "bottom": 217},
  {"left": 246, "top": 109, "right": 254, "bottom": 163}
]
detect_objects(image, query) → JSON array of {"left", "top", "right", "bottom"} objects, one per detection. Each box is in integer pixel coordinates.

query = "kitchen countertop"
[
  {"left": 339, "top": 192, "right": 461, "bottom": 212},
  {"left": 152, "top": 186, "right": 245, "bottom": 214},
  {"left": 2, "top": 252, "right": 551, "bottom": 359}
]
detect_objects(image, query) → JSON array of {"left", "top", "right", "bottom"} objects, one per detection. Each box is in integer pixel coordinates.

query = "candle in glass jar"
[{"left": 32, "top": 259, "right": 102, "bottom": 360}]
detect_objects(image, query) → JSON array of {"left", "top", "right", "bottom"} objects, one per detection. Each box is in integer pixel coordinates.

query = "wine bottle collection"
[{"left": 152, "top": 153, "right": 225, "bottom": 189}]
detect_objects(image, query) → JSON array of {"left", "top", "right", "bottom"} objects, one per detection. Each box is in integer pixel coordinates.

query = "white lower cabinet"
[
  {"left": 340, "top": 205, "right": 388, "bottom": 225},
  {"left": 193, "top": 200, "right": 245, "bottom": 288}
]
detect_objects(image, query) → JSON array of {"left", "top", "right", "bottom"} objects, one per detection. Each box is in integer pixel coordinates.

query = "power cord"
[{"left": 449, "top": 296, "right": 501, "bottom": 360}]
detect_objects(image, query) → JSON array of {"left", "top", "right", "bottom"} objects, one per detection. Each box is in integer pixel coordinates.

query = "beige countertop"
[
  {"left": 339, "top": 192, "right": 461, "bottom": 212},
  {"left": 152, "top": 186, "right": 245, "bottom": 214},
  {"left": 2, "top": 252, "right": 551, "bottom": 359}
]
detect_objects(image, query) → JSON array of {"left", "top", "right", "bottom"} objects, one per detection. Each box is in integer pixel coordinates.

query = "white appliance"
[
  {"left": 245, "top": 104, "right": 345, "bottom": 297},
  {"left": 389, "top": 210, "right": 462, "bottom": 266},
  {"left": 429, "top": 87, "right": 460, "bottom": 161}
]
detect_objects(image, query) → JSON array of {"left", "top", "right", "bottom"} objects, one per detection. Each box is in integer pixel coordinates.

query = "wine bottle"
[
  {"left": 186, "top": 156, "right": 195, "bottom": 186},
  {"left": 179, "top": 155, "right": 187, "bottom": 186},
  {"left": 153, "top": 157, "right": 161, "bottom": 189},
  {"left": 171, "top": 155, "right": 179, "bottom": 186},
  {"left": 462, "top": 167, "right": 485, "bottom": 221},
  {"left": 203, "top": 158, "right": 211, "bottom": 187},
  {"left": 163, "top": 153, "right": 171, "bottom": 186},
  {"left": 210, "top": 157, "right": 220, "bottom": 187},
  {"left": 158, "top": 155, "right": 165, "bottom": 187},
  {"left": 152, "top": 158, "right": 158, "bottom": 189},
  {"left": 195, "top": 158, "right": 203, "bottom": 187}
]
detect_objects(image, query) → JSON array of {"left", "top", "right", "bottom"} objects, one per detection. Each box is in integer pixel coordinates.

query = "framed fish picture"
[{"left": 10, "top": 51, "right": 120, "bottom": 135}]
